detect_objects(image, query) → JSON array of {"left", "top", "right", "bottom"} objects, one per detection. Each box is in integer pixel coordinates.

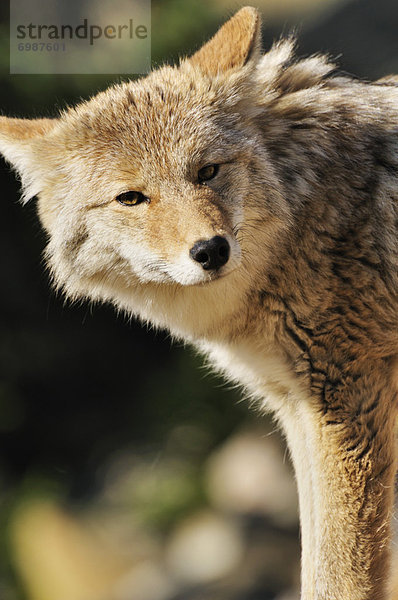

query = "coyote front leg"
[{"left": 280, "top": 367, "right": 397, "bottom": 600}]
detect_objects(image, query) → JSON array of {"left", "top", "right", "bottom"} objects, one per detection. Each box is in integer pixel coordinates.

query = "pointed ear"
[
  {"left": 0, "top": 117, "right": 59, "bottom": 202},
  {"left": 188, "top": 6, "right": 261, "bottom": 76}
]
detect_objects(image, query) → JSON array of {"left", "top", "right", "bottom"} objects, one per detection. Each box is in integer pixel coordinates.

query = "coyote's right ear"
[
  {"left": 0, "top": 117, "right": 58, "bottom": 202},
  {"left": 188, "top": 6, "right": 261, "bottom": 76}
]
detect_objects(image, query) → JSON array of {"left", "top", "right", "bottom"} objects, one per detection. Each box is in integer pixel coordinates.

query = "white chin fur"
[{"left": 125, "top": 237, "right": 242, "bottom": 286}]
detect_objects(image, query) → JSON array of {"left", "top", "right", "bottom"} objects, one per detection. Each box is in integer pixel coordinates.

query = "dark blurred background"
[{"left": 1, "top": 1, "right": 398, "bottom": 599}]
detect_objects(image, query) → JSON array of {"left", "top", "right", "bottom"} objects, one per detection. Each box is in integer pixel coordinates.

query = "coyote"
[{"left": 1, "top": 7, "right": 398, "bottom": 599}]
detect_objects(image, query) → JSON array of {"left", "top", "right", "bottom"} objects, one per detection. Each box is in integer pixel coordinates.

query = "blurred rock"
[
  {"left": 205, "top": 430, "right": 298, "bottom": 527},
  {"left": 166, "top": 510, "right": 244, "bottom": 585},
  {"left": 112, "top": 560, "right": 177, "bottom": 600}
]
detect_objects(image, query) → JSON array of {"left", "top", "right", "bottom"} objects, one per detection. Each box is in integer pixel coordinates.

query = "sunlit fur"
[{"left": 1, "top": 7, "right": 398, "bottom": 599}]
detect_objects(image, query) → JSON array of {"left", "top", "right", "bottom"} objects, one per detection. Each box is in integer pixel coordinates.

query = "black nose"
[{"left": 190, "top": 236, "right": 230, "bottom": 270}]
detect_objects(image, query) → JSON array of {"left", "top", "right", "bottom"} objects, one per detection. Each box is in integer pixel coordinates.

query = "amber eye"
[
  {"left": 116, "top": 191, "right": 148, "bottom": 206},
  {"left": 198, "top": 164, "right": 219, "bottom": 183}
]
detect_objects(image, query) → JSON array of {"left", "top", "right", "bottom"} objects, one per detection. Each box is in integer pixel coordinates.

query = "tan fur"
[{"left": 1, "top": 7, "right": 398, "bottom": 599}]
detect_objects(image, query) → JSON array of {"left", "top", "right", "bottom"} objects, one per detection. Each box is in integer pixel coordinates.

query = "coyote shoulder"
[{"left": 1, "top": 7, "right": 398, "bottom": 600}]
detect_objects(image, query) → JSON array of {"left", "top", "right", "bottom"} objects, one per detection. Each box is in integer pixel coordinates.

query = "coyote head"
[{"left": 0, "top": 7, "right": 335, "bottom": 334}]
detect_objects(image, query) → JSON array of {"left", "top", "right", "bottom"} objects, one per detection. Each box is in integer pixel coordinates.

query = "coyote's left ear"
[
  {"left": 188, "top": 6, "right": 261, "bottom": 76},
  {"left": 0, "top": 117, "right": 58, "bottom": 202}
]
